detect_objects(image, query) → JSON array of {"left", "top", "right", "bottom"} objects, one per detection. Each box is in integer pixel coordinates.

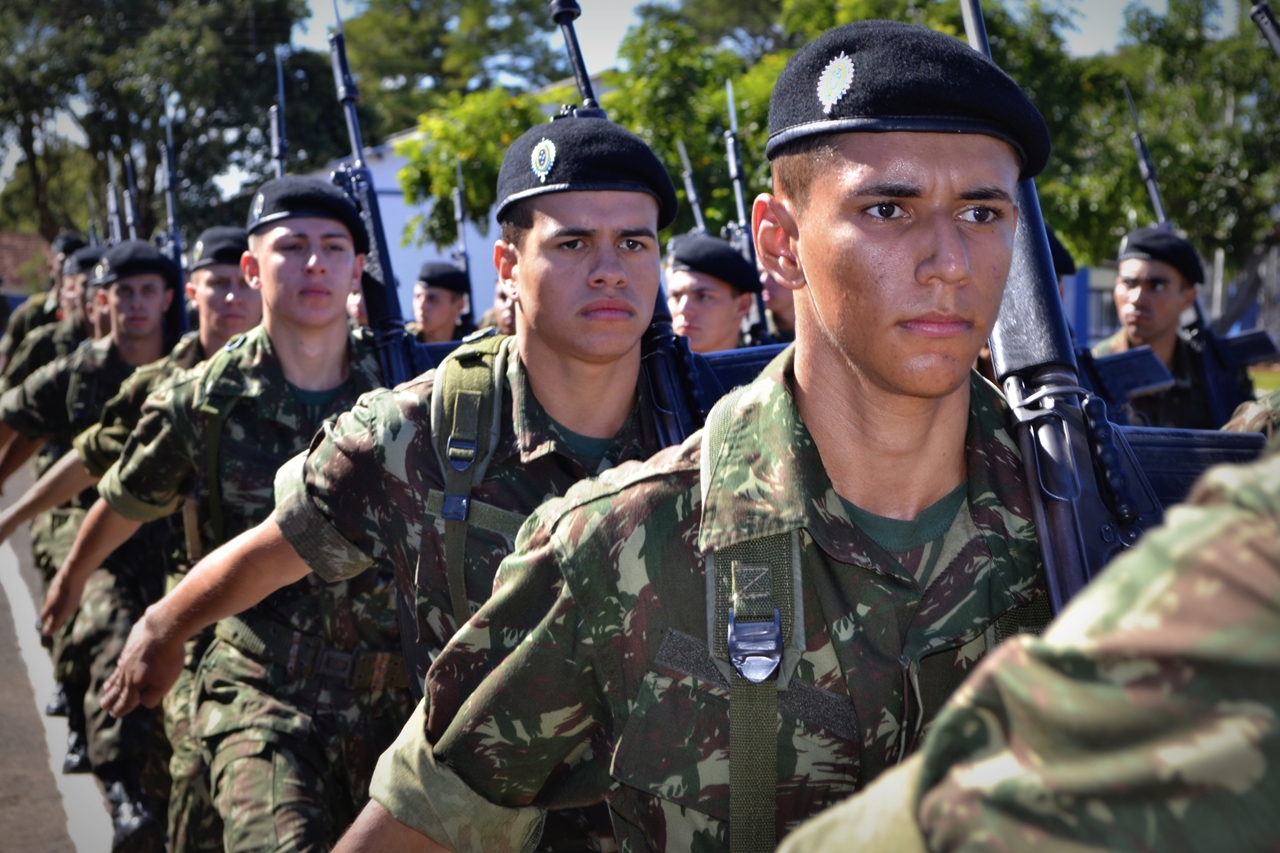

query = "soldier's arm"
[
  {"left": 334, "top": 801, "right": 449, "bottom": 853},
  {"left": 0, "top": 449, "right": 98, "bottom": 544},
  {"left": 0, "top": 357, "right": 75, "bottom": 491},
  {"left": 100, "top": 513, "right": 310, "bottom": 717}
]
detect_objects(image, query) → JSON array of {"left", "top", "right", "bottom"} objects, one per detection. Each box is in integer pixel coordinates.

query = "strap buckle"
[
  {"left": 441, "top": 494, "right": 471, "bottom": 522},
  {"left": 727, "top": 608, "right": 783, "bottom": 683},
  {"left": 446, "top": 436, "right": 477, "bottom": 471},
  {"left": 316, "top": 648, "right": 355, "bottom": 683}
]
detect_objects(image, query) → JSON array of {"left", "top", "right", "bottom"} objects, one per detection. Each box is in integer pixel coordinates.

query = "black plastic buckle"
[
  {"left": 446, "top": 437, "right": 477, "bottom": 471},
  {"left": 441, "top": 494, "right": 471, "bottom": 522},
  {"left": 316, "top": 649, "right": 354, "bottom": 683},
  {"left": 727, "top": 608, "right": 783, "bottom": 683}
]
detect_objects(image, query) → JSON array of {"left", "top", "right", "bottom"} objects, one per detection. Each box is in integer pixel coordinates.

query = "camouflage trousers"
[
  {"left": 32, "top": 506, "right": 86, "bottom": 663},
  {"left": 164, "top": 634, "right": 223, "bottom": 853},
  {"left": 197, "top": 638, "right": 415, "bottom": 853}
]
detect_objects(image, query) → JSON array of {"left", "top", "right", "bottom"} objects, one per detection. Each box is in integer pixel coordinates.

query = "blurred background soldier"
[
  {"left": 476, "top": 279, "right": 516, "bottom": 336},
  {"left": 666, "top": 232, "right": 762, "bottom": 353},
  {"left": 0, "top": 231, "right": 88, "bottom": 375},
  {"left": 407, "top": 261, "right": 469, "bottom": 343}
]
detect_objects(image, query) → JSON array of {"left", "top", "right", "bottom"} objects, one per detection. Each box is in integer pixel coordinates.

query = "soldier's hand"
[
  {"left": 100, "top": 613, "right": 184, "bottom": 718},
  {"left": 40, "top": 568, "right": 86, "bottom": 636}
]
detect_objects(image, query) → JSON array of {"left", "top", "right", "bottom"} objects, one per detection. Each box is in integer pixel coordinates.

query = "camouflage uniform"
[
  {"left": 0, "top": 288, "right": 60, "bottom": 369},
  {"left": 1092, "top": 330, "right": 1252, "bottom": 430},
  {"left": 99, "top": 324, "right": 414, "bottom": 853},
  {"left": 1223, "top": 386, "right": 1280, "bottom": 439},
  {"left": 404, "top": 320, "right": 466, "bottom": 344},
  {"left": 779, "top": 435, "right": 1280, "bottom": 853},
  {"left": 75, "top": 332, "right": 220, "bottom": 853},
  {"left": 369, "top": 348, "right": 1048, "bottom": 852},
  {"left": 274, "top": 333, "right": 660, "bottom": 849},
  {"left": 0, "top": 316, "right": 88, "bottom": 394}
]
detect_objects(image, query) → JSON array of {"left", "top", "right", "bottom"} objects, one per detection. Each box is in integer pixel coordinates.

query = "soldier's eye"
[{"left": 866, "top": 202, "right": 903, "bottom": 220}]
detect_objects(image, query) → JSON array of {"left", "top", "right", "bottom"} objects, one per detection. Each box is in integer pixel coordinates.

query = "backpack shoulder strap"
[
  {"left": 429, "top": 332, "right": 515, "bottom": 627},
  {"left": 699, "top": 385, "right": 803, "bottom": 853}
]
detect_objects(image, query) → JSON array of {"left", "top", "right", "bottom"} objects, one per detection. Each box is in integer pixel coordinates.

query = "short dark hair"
[
  {"left": 770, "top": 136, "right": 839, "bottom": 211},
  {"left": 498, "top": 198, "right": 535, "bottom": 249}
]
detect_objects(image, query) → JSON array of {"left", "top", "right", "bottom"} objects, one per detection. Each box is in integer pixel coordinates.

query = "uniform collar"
[{"left": 697, "top": 347, "right": 1039, "bottom": 584}]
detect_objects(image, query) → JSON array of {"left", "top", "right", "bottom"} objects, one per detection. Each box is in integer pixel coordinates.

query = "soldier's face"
[
  {"left": 60, "top": 273, "right": 88, "bottom": 319},
  {"left": 756, "top": 131, "right": 1020, "bottom": 399},
  {"left": 1114, "top": 258, "right": 1196, "bottom": 346},
  {"left": 105, "top": 273, "right": 173, "bottom": 342},
  {"left": 667, "top": 269, "right": 752, "bottom": 354},
  {"left": 495, "top": 190, "right": 660, "bottom": 364},
  {"left": 413, "top": 284, "right": 466, "bottom": 342},
  {"left": 244, "top": 217, "right": 364, "bottom": 330},
  {"left": 188, "top": 263, "right": 262, "bottom": 347}
]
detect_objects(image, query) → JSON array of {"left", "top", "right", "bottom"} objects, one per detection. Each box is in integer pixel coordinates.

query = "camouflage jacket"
[
  {"left": 780, "top": 434, "right": 1280, "bottom": 853},
  {"left": 0, "top": 288, "right": 59, "bottom": 366},
  {"left": 0, "top": 335, "right": 136, "bottom": 494},
  {"left": 0, "top": 317, "right": 88, "bottom": 395},
  {"left": 370, "top": 348, "right": 1046, "bottom": 853},
  {"left": 74, "top": 332, "right": 205, "bottom": 478},
  {"left": 275, "top": 333, "right": 661, "bottom": 686},
  {"left": 1092, "top": 329, "right": 1252, "bottom": 430},
  {"left": 1223, "top": 387, "right": 1280, "bottom": 439}
]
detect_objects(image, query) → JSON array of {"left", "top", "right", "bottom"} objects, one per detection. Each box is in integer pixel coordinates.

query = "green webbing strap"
[
  {"left": 701, "top": 386, "right": 799, "bottom": 853},
  {"left": 425, "top": 490, "right": 527, "bottom": 541},
  {"left": 443, "top": 389, "right": 482, "bottom": 627},
  {"left": 198, "top": 394, "right": 240, "bottom": 549}
]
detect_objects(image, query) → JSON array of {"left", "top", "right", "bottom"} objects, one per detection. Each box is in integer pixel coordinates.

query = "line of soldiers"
[{"left": 0, "top": 14, "right": 1277, "bottom": 853}]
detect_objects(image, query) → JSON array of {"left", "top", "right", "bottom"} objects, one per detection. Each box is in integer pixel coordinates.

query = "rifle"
[
  {"left": 722, "top": 80, "right": 772, "bottom": 347},
  {"left": 122, "top": 154, "right": 141, "bottom": 241},
  {"left": 676, "top": 139, "right": 708, "bottom": 235},
  {"left": 1252, "top": 1, "right": 1280, "bottom": 59},
  {"left": 86, "top": 190, "right": 101, "bottom": 247},
  {"left": 1120, "top": 80, "right": 1273, "bottom": 426},
  {"left": 271, "top": 46, "right": 289, "bottom": 179},
  {"left": 106, "top": 156, "right": 123, "bottom": 245},
  {"left": 549, "top": 0, "right": 720, "bottom": 448},
  {"left": 450, "top": 160, "right": 476, "bottom": 334},
  {"left": 159, "top": 111, "right": 189, "bottom": 344},
  {"left": 327, "top": 0, "right": 418, "bottom": 387}
]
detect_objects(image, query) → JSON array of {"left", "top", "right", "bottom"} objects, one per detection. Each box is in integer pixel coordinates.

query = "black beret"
[
  {"left": 1046, "top": 227, "right": 1076, "bottom": 277},
  {"left": 51, "top": 232, "right": 88, "bottom": 255},
  {"left": 191, "top": 226, "right": 249, "bottom": 271},
  {"left": 90, "top": 240, "right": 180, "bottom": 290},
  {"left": 416, "top": 261, "right": 470, "bottom": 294},
  {"left": 1118, "top": 226, "right": 1204, "bottom": 285},
  {"left": 246, "top": 175, "right": 369, "bottom": 255},
  {"left": 495, "top": 118, "right": 678, "bottom": 229},
  {"left": 766, "top": 21, "right": 1051, "bottom": 179},
  {"left": 63, "top": 246, "right": 104, "bottom": 278},
  {"left": 667, "top": 233, "right": 760, "bottom": 294}
]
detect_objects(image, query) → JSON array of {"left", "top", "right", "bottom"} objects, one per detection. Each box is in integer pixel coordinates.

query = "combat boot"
[
  {"left": 100, "top": 762, "right": 165, "bottom": 853},
  {"left": 62, "top": 729, "right": 91, "bottom": 774},
  {"left": 44, "top": 682, "right": 69, "bottom": 717}
]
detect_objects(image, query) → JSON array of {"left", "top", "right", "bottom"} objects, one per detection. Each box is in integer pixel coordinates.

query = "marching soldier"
[
  {"left": 63, "top": 175, "right": 409, "bottom": 853},
  {"left": 0, "top": 231, "right": 87, "bottom": 374},
  {"left": 666, "top": 232, "right": 763, "bottom": 353},
  {"left": 476, "top": 281, "right": 517, "bottom": 336},
  {"left": 333, "top": 20, "right": 1055, "bottom": 852},
  {"left": 1093, "top": 226, "right": 1253, "bottom": 429},
  {"left": 407, "top": 261, "right": 470, "bottom": 343},
  {"left": 98, "top": 116, "right": 676, "bottom": 849}
]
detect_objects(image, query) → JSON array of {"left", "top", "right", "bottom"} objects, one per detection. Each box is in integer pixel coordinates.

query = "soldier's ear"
[
  {"left": 493, "top": 241, "right": 519, "bottom": 304},
  {"left": 241, "top": 250, "right": 262, "bottom": 290},
  {"left": 754, "top": 194, "right": 805, "bottom": 292}
]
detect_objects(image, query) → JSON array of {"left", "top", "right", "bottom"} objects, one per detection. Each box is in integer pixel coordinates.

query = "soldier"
[
  {"left": 666, "top": 232, "right": 762, "bottom": 353},
  {"left": 776, "top": 434, "right": 1280, "bottom": 853},
  {"left": 1223, "top": 386, "right": 1280, "bottom": 438},
  {"left": 1092, "top": 227, "right": 1252, "bottom": 429},
  {"left": 0, "top": 239, "right": 179, "bottom": 850},
  {"left": 99, "top": 117, "right": 676, "bottom": 849},
  {"left": 66, "top": 175, "right": 409, "bottom": 853},
  {"left": 0, "top": 231, "right": 87, "bottom": 374},
  {"left": 476, "top": 280, "right": 517, "bottom": 336},
  {"left": 407, "top": 261, "right": 470, "bottom": 343},
  {"left": 12, "top": 225, "right": 260, "bottom": 853},
  {"left": 332, "top": 20, "right": 1055, "bottom": 852}
]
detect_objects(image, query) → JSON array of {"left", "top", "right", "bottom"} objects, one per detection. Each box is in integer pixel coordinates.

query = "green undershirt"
[
  {"left": 841, "top": 481, "right": 968, "bottom": 554},
  {"left": 289, "top": 381, "right": 344, "bottom": 426},
  {"left": 549, "top": 417, "right": 614, "bottom": 472}
]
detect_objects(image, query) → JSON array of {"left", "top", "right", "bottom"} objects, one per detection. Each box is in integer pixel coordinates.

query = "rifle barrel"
[
  {"left": 1253, "top": 2, "right": 1280, "bottom": 60},
  {"left": 122, "top": 154, "right": 140, "bottom": 241},
  {"left": 676, "top": 140, "right": 707, "bottom": 234},
  {"left": 550, "top": 1, "right": 600, "bottom": 109},
  {"left": 1121, "top": 81, "right": 1169, "bottom": 226}
]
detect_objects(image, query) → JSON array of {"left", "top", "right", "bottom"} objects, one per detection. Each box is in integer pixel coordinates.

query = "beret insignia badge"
[
  {"left": 817, "top": 52, "right": 855, "bottom": 115},
  {"left": 251, "top": 192, "right": 265, "bottom": 220},
  {"left": 530, "top": 138, "right": 556, "bottom": 184},
  {"left": 94, "top": 260, "right": 109, "bottom": 280},
  {"left": 193, "top": 240, "right": 205, "bottom": 261}
]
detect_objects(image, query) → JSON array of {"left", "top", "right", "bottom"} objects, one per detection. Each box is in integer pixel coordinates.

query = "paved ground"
[{"left": 0, "top": 468, "right": 113, "bottom": 852}]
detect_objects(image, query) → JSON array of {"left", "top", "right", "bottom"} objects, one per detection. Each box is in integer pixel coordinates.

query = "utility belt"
[{"left": 215, "top": 614, "right": 410, "bottom": 692}]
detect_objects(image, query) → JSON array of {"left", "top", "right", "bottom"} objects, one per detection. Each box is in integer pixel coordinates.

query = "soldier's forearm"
[
  {"left": 334, "top": 800, "right": 449, "bottom": 853},
  {"left": 143, "top": 513, "right": 312, "bottom": 650},
  {"left": 59, "top": 498, "right": 143, "bottom": 589},
  {"left": 0, "top": 450, "right": 97, "bottom": 537},
  {"left": 0, "top": 427, "right": 38, "bottom": 490}
]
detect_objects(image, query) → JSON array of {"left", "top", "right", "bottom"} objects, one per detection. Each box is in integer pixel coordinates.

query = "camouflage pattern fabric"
[
  {"left": 1223, "top": 386, "right": 1280, "bottom": 439},
  {"left": 99, "top": 323, "right": 414, "bottom": 850},
  {"left": 370, "top": 347, "right": 1046, "bottom": 852},
  {"left": 0, "top": 317, "right": 87, "bottom": 394},
  {"left": 164, "top": 637, "right": 224, "bottom": 853},
  {"left": 403, "top": 320, "right": 466, "bottom": 344},
  {"left": 1092, "top": 329, "right": 1253, "bottom": 430},
  {"left": 275, "top": 334, "right": 659, "bottom": 683},
  {"left": 0, "top": 288, "right": 59, "bottom": 367},
  {"left": 780, "top": 435, "right": 1280, "bottom": 853}
]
